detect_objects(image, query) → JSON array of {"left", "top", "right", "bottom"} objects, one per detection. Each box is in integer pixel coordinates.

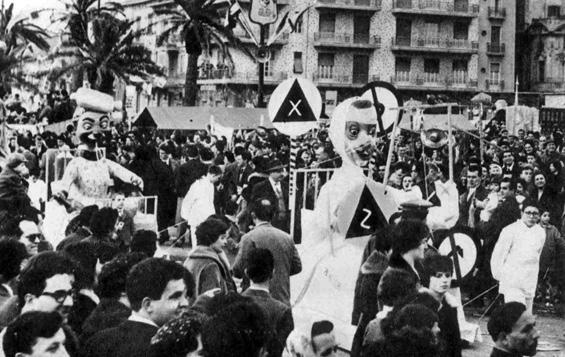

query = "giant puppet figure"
[
  {"left": 57, "top": 88, "right": 143, "bottom": 208},
  {"left": 290, "top": 96, "right": 461, "bottom": 348}
]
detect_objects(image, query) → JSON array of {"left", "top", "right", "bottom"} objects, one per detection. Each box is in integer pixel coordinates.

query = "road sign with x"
[{"left": 268, "top": 77, "right": 322, "bottom": 137}]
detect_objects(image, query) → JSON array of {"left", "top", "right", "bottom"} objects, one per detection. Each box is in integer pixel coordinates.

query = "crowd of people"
[{"left": 0, "top": 88, "right": 562, "bottom": 357}]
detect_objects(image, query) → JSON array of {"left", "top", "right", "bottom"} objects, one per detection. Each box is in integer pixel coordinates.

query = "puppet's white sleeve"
[
  {"left": 106, "top": 159, "right": 143, "bottom": 187},
  {"left": 426, "top": 180, "right": 459, "bottom": 231}
]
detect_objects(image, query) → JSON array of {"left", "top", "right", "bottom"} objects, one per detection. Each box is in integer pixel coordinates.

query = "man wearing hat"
[
  {"left": 251, "top": 159, "right": 289, "bottom": 232},
  {"left": 0, "top": 153, "right": 38, "bottom": 220}
]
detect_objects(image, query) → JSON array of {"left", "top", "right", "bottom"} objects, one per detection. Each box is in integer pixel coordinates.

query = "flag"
[{"left": 266, "top": 3, "right": 311, "bottom": 46}]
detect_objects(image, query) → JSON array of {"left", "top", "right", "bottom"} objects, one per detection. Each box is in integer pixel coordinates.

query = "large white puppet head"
[
  {"left": 71, "top": 88, "right": 121, "bottom": 149},
  {"left": 329, "top": 98, "right": 378, "bottom": 167}
]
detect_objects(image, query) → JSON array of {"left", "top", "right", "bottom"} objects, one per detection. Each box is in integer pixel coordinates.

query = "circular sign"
[
  {"left": 268, "top": 77, "right": 322, "bottom": 137},
  {"left": 359, "top": 82, "right": 402, "bottom": 134},
  {"left": 437, "top": 228, "right": 480, "bottom": 283}
]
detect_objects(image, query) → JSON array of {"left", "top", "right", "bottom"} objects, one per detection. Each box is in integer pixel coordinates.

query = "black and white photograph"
[{"left": 0, "top": 0, "right": 563, "bottom": 356}]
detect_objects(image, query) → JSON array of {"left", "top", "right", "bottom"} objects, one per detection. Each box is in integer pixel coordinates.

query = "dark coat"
[
  {"left": 539, "top": 225, "right": 565, "bottom": 288},
  {"left": 183, "top": 246, "right": 236, "bottom": 298},
  {"left": 530, "top": 188, "right": 562, "bottom": 226},
  {"left": 0, "top": 166, "right": 35, "bottom": 218},
  {"left": 80, "top": 299, "right": 131, "bottom": 344},
  {"left": 438, "top": 297, "right": 462, "bottom": 357},
  {"left": 385, "top": 253, "right": 427, "bottom": 289},
  {"left": 242, "top": 288, "right": 294, "bottom": 357},
  {"left": 457, "top": 185, "right": 489, "bottom": 227},
  {"left": 350, "top": 251, "right": 389, "bottom": 357},
  {"left": 68, "top": 293, "right": 97, "bottom": 337},
  {"left": 251, "top": 179, "right": 290, "bottom": 232},
  {"left": 82, "top": 320, "right": 157, "bottom": 357},
  {"left": 233, "top": 223, "right": 302, "bottom": 306}
]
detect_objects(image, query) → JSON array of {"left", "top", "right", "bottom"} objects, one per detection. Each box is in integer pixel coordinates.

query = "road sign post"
[{"left": 268, "top": 77, "right": 322, "bottom": 239}]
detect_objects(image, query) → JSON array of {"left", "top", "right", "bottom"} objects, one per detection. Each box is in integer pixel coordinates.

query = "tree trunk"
[
  {"left": 184, "top": 53, "right": 199, "bottom": 106},
  {"left": 70, "top": 69, "right": 84, "bottom": 92},
  {"left": 98, "top": 71, "right": 115, "bottom": 95}
]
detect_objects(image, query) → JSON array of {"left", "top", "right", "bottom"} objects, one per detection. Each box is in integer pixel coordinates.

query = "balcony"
[
  {"left": 391, "top": 37, "right": 478, "bottom": 54},
  {"left": 316, "top": 0, "right": 381, "bottom": 12},
  {"left": 392, "top": 0, "right": 479, "bottom": 19},
  {"left": 391, "top": 71, "right": 478, "bottom": 90},
  {"left": 487, "top": 43, "right": 505, "bottom": 56},
  {"left": 314, "top": 32, "right": 381, "bottom": 49},
  {"left": 488, "top": 6, "right": 506, "bottom": 20},
  {"left": 312, "top": 66, "right": 379, "bottom": 86},
  {"left": 198, "top": 69, "right": 288, "bottom": 85},
  {"left": 533, "top": 78, "right": 565, "bottom": 92},
  {"left": 485, "top": 78, "right": 505, "bottom": 91}
]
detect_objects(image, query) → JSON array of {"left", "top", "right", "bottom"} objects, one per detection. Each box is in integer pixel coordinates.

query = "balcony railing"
[
  {"left": 317, "top": 0, "right": 382, "bottom": 10},
  {"left": 486, "top": 78, "right": 505, "bottom": 90},
  {"left": 488, "top": 6, "right": 506, "bottom": 19},
  {"left": 314, "top": 32, "right": 381, "bottom": 48},
  {"left": 487, "top": 42, "right": 505, "bottom": 55},
  {"left": 392, "top": 71, "right": 478, "bottom": 88},
  {"left": 392, "top": 0, "right": 479, "bottom": 16},
  {"left": 534, "top": 79, "right": 565, "bottom": 91},
  {"left": 392, "top": 37, "right": 478, "bottom": 52},
  {"left": 312, "top": 67, "right": 379, "bottom": 85},
  {"left": 198, "top": 68, "right": 288, "bottom": 82}
]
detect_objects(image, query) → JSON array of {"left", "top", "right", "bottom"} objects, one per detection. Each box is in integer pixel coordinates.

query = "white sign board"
[{"left": 268, "top": 77, "right": 322, "bottom": 137}]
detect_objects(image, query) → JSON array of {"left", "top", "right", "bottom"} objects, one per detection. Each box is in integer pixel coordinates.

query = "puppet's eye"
[{"left": 82, "top": 122, "right": 93, "bottom": 130}]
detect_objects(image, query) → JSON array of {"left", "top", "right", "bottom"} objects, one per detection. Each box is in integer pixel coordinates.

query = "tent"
[
  {"left": 399, "top": 112, "right": 477, "bottom": 132},
  {"left": 133, "top": 106, "right": 273, "bottom": 131}
]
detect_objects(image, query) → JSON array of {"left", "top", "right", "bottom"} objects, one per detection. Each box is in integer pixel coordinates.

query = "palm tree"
[
  {"left": 156, "top": 0, "right": 253, "bottom": 105},
  {"left": 0, "top": 3, "right": 50, "bottom": 55},
  {"left": 0, "top": 3, "right": 50, "bottom": 91},
  {"left": 47, "top": 15, "right": 163, "bottom": 94}
]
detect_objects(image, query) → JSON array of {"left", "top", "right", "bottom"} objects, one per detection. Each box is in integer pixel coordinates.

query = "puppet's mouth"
[{"left": 355, "top": 144, "right": 373, "bottom": 161}]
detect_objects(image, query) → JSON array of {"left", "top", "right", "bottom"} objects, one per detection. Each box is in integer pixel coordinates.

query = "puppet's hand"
[{"left": 131, "top": 176, "right": 144, "bottom": 191}]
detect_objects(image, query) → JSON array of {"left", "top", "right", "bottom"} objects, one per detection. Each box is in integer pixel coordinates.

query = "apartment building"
[
  {"left": 519, "top": 0, "right": 565, "bottom": 93},
  {"left": 122, "top": 0, "right": 516, "bottom": 109}
]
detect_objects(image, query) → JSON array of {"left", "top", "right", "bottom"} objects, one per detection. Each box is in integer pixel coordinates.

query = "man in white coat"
[
  {"left": 181, "top": 165, "right": 222, "bottom": 248},
  {"left": 491, "top": 199, "right": 546, "bottom": 313}
]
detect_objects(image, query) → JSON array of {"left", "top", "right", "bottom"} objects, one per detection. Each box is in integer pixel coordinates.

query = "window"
[
  {"left": 396, "top": 19, "right": 412, "bottom": 46},
  {"left": 490, "top": 63, "right": 501, "bottom": 83},
  {"left": 395, "top": 58, "right": 411, "bottom": 81},
  {"left": 395, "top": 57, "right": 411, "bottom": 72},
  {"left": 319, "top": 13, "right": 335, "bottom": 33},
  {"left": 538, "top": 60, "right": 545, "bottom": 82},
  {"left": 424, "top": 58, "right": 440, "bottom": 82},
  {"left": 318, "top": 53, "right": 335, "bottom": 79},
  {"left": 453, "top": 22, "right": 468, "bottom": 40},
  {"left": 452, "top": 60, "right": 468, "bottom": 83},
  {"left": 548, "top": 6, "right": 561, "bottom": 17},
  {"left": 294, "top": 52, "right": 303, "bottom": 73},
  {"left": 491, "top": 26, "right": 501, "bottom": 45},
  {"left": 424, "top": 59, "right": 440, "bottom": 73}
]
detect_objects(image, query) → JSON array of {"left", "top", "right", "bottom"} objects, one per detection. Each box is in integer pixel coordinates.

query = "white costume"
[
  {"left": 181, "top": 176, "right": 216, "bottom": 247},
  {"left": 292, "top": 98, "right": 401, "bottom": 346},
  {"left": 491, "top": 219, "right": 545, "bottom": 310}
]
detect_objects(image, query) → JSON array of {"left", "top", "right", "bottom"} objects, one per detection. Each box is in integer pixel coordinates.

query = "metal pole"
[
  {"left": 479, "top": 103, "right": 484, "bottom": 163},
  {"left": 257, "top": 26, "right": 267, "bottom": 108},
  {"left": 447, "top": 104, "right": 454, "bottom": 182}
]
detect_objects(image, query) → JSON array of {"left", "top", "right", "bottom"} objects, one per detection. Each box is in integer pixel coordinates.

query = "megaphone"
[{"left": 421, "top": 129, "right": 449, "bottom": 149}]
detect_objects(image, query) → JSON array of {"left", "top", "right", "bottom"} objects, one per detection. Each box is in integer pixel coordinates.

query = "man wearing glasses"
[
  {"left": 490, "top": 200, "right": 546, "bottom": 313},
  {"left": 0, "top": 252, "right": 77, "bottom": 355}
]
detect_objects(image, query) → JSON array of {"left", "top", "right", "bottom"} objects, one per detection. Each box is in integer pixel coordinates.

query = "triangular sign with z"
[
  {"left": 273, "top": 79, "right": 318, "bottom": 123},
  {"left": 346, "top": 185, "right": 387, "bottom": 238}
]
